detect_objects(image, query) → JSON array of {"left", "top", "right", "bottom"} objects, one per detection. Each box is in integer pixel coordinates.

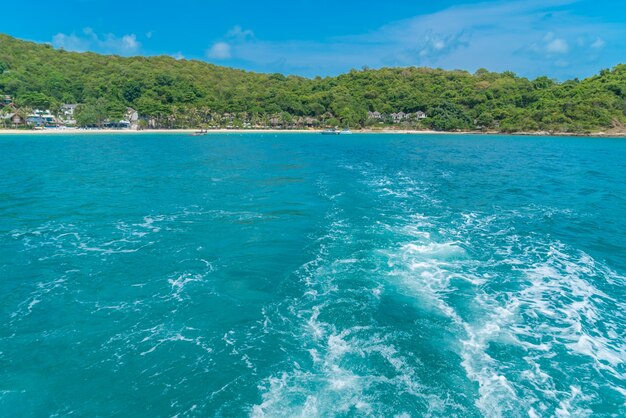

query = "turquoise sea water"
[{"left": 1, "top": 133, "right": 625, "bottom": 417}]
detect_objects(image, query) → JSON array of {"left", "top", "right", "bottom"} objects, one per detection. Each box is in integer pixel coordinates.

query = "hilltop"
[{"left": 1, "top": 33, "right": 625, "bottom": 133}]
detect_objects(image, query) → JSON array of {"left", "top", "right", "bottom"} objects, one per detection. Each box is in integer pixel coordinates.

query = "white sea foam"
[
  {"left": 139, "top": 330, "right": 214, "bottom": 357},
  {"left": 376, "top": 202, "right": 626, "bottom": 416},
  {"left": 513, "top": 258, "right": 620, "bottom": 409},
  {"left": 11, "top": 277, "right": 67, "bottom": 320},
  {"left": 252, "top": 180, "right": 460, "bottom": 417},
  {"left": 168, "top": 273, "right": 204, "bottom": 301},
  {"left": 9, "top": 210, "right": 189, "bottom": 262},
  {"left": 389, "top": 232, "right": 523, "bottom": 414},
  {"left": 252, "top": 171, "right": 626, "bottom": 416}
]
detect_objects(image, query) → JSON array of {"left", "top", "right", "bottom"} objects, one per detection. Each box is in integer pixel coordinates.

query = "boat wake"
[{"left": 252, "top": 166, "right": 626, "bottom": 417}]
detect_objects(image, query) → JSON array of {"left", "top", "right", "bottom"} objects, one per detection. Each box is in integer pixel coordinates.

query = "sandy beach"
[
  {"left": 0, "top": 128, "right": 442, "bottom": 136},
  {"left": 0, "top": 128, "right": 319, "bottom": 135},
  {"left": 0, "top": 128, "right": 624, "bottom": 137}
]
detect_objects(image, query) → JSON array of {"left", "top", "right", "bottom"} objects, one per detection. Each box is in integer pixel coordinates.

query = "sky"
[{"left": 2, "top": 0, "right": 625, "bottom": 80}]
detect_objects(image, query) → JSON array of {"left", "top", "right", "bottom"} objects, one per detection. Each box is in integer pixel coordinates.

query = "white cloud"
[
  {"left": 202, "top": 0, "right": 624, "bottom": 79},
  {"left": 591, "top": 37, "right": 605, "bottom": 49},
  {"left": 226, "top": 26, "right": 254, "bottom": 41},
  {"left": 414, "top": 32, "right": 469, "bottom": 60},
  {"left": 52, "top": 28, "right": 141, "bottom": 55},
  {"left": 52, "top": 33, "right": 90, "bottom": 52},
  {"left": 207, "top": 42, "right": 231, "bottom": 59},
  {"left": 119, "top": 34, "right": 139, "bottom": 51},
  {"left": 49, "top": 2, "right": 623, "bottom": 80},
  {"left": 545, "top": 37, "right": 569, "bottom": 54},
  {"left": 206, "top": 26, "right": 255, "bottom": 61}
]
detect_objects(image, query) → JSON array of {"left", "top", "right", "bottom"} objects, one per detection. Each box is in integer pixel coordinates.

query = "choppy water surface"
[{"left": 1, "top": 133, "right": 625, "bottom": 417}]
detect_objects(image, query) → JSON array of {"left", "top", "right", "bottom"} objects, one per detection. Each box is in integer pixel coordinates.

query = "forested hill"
[{"left": 1, "top": 33, "right": 625, "bottom": 132}]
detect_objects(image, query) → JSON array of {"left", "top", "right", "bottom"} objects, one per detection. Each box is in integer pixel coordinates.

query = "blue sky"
[{"left": 2, "top": 0, "right": 625, "bottom": 79}]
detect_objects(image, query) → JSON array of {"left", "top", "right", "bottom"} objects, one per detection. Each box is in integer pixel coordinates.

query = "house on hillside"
[
  {"left": 415, "top": 111, "right": 427, "bottom": 119},
  {"left": 367, "top": 111, "right": 383, "bottom": 120},
  {"left": 391, "top": 112, "right": 408, "bottom": 123},
  {"left": 61, "top": 104, "right": 77, "bottom": 118},
  {"left": 2, "top": 95, "right": 13, "bottom": 106}
]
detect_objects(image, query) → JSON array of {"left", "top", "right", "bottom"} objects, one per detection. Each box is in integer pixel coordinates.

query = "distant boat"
[
  {"left": 321, "top": 129, "right": 340, "bottom": 135},
  {"left": 190, "top": 129, "right": 208, "bottom": 136},
  {"left": 339, "top": 129, "right": 353, "bottom": 135}
]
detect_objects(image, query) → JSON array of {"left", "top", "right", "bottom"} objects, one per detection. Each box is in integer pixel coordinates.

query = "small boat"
[
  {"left": 190, "top": 129, "right": 208, "bottom": 137},
  {"left": 321, "top": 129, "right": 340, "bottom": 135},
  {"left": 339, "top": 129, "right": 353, "bottom": 135}
]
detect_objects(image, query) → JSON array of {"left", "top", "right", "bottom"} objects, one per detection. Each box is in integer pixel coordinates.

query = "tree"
[
  {"left": 16, "top": 92, "right": 56, "bottom": 110},
  {"left": 122, "top": 80, "right": 143, "bottom": 103},
  {"left": 75, "top": 98, "right": 109, "bottom": 127},
  {"left": 428, "top": 102, "right": 472, "bottom": 131},
  {"left": 1, "top": 33, "right": 625, "bottom": 133},
  {"left": 16, "top": 106, "right": 32, "bottom": 128}
]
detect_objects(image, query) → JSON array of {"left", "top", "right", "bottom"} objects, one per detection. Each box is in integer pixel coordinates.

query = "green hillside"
[{"left": 1, "top": 33, "right": 625, "bottom": 132}]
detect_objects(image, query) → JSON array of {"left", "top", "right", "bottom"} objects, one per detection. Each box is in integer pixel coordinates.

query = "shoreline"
[{"left": 0, "top": 128, "right": 624, "bottom": 138}]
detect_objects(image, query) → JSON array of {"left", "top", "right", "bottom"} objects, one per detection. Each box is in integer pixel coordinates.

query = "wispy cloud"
[
  {"left": 206, "top": 26, "right": 254, "bottom": 60},
  {"left": 205, "top": 0, "right": 624, "bottom": 79},
  {"left": 207, "top": 42, "right": 231, "bottom": 59},
  {"left": 590, "top": 38, "right": 605, "bottom": 49},
  {"left": 172, "top": 51, "right": 185, "bottom": 60},
  {"left": 52, "top": 28, "right": 141, "bottom": 55},
  {"left": 528, "top": 33, "right": 570, "bottom": 55}
]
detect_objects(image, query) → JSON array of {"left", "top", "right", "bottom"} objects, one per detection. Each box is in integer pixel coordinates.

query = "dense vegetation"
[{"left": 1, "top": 33, "right": 626, "bottom": 132}]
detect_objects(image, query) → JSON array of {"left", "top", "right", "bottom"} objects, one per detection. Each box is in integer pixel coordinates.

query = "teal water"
[{"left": 1, "top": 133, "right": 625, "bottom": 417}]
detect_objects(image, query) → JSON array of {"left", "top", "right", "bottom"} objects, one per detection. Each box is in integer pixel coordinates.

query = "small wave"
[
  {"left": 167, "top": 272, "right": 207, "bottom": 301},
  {"left": 10, "top": 277, "right": 68, "bottom": 320}
]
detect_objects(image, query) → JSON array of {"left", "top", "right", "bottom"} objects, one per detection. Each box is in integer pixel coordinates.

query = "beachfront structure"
[
  {"left": 100, "top": 108, "right": 138, "bottom": 129},
  {"left": 126, "top": 107, "right": 139, "bottom": 129},
  {"left": 303, "top": 116, "right": 318, "bottom": 127},
  {"left": 416, "top": 111, "right": 427, "bottom": 119},
  {"left": 60, "top": 104, "right": 78, "bottom": 126},
  {"left": 27, "top": 110, "right": 57, "bottom": 127},
  {"left": 103, "top": 120, "right": 131, "bottom": 129},
  {"left": 1, "top": 112, "right": 25, "bottom": 127}
]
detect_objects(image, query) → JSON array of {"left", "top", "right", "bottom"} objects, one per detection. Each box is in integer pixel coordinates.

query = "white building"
[
  {"left": 391, "top": 112, "right": 408, "bottom": 123},
  {"left": 27, "top": 110, "right": 57, "bottom": 127},
  {"left": 126, "top": 107, "right": 139, "bottom": 129},
  {"left": 60, "top": 104, "right": 78, "bottom": 125}
]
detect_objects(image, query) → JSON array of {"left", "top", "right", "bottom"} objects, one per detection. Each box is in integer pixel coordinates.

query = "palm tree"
[
  {"left": 0, "top": 106, "right": 10, "bottom": 128},
  {"left": 16, "top": 106, "right": 32, "bottom": 128},
  {"left": 170, "top": 105, "right": 180, "bottom": 128}
]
